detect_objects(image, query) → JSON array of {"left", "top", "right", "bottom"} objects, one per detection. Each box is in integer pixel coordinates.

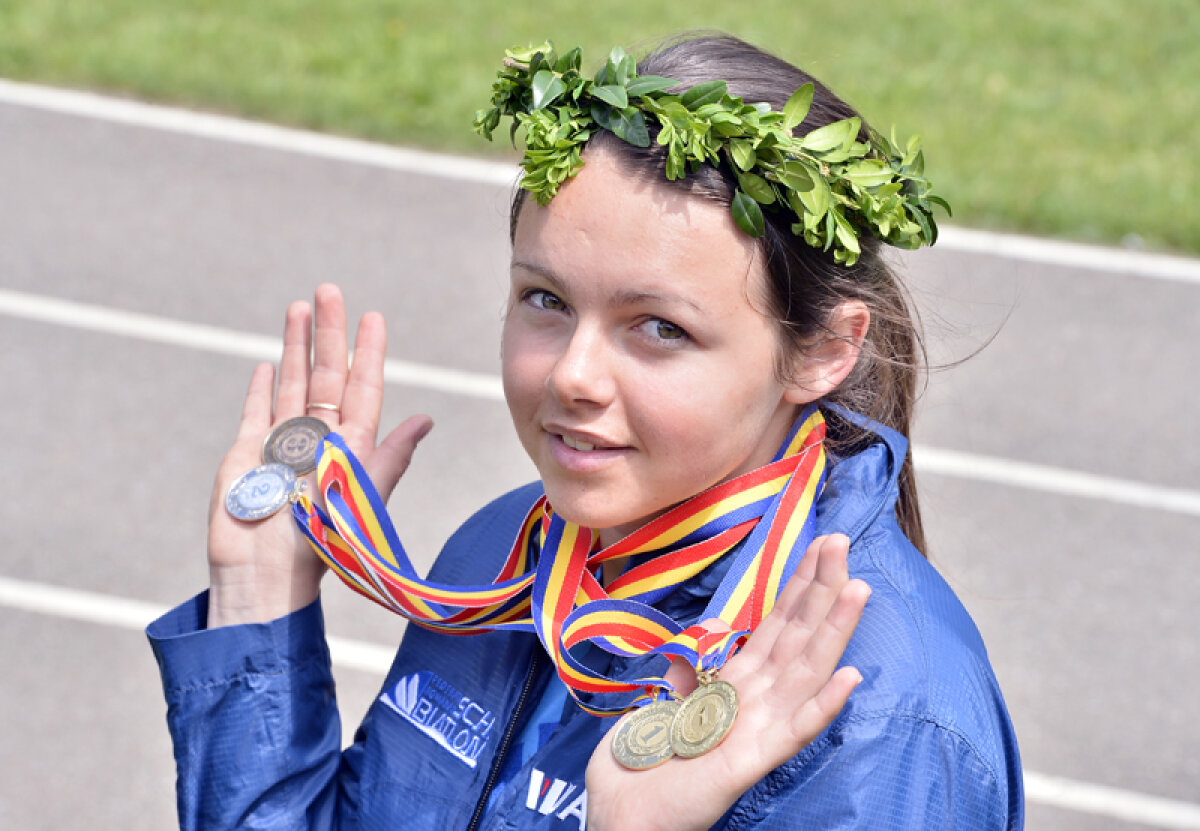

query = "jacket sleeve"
[
  {"left": 721, "top": 712, "right": 1017, "bottom": 831},
  {"left": 146, "top": 592, "right": 357, "bottom": 831}
]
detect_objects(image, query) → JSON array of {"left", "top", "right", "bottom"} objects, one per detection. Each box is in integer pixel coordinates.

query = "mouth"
[
  {"left": 543, "top": 425, "right": 630, "bottom": 471},
  {"left": 561, "top": 434, "right": 597, "bottom": 452}
]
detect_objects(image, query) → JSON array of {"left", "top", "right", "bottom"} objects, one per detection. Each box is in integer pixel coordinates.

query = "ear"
[{"left": 783, "top": 300, "right": 871, "bottom": 404}]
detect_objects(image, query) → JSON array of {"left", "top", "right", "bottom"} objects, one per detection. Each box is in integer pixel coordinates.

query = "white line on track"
[
  {"left": 3, "top": 286, "right": 1198, "bottom": 518},
  {"left": 0, "top": 287, "right": 504, "bottom": 400},
  {"left": 1023, "top": 772, "right": 1200, "bottom": 830},
  {"left": 3, "top": 572, "right": 1198, "bottom": 829},
  {"left": 912, "top": 445, "right": 1200, "bottom": 517},
  {"left": 2, "top": 77, "right": 1199, "bottom": 286},
  {"left": 0, "top": 575, "right": 394, "bottom": 675}
]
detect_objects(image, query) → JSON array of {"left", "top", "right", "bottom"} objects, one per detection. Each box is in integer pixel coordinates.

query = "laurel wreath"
[{"left": 474, "top": 43, "right": 950, "bottom": 265}]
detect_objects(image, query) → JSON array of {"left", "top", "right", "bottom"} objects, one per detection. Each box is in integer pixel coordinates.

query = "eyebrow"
[{"left": 510, "top": 258, "right": 705, "bottom": 314}]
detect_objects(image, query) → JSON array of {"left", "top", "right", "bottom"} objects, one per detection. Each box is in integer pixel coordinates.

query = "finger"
[
  {"left": 798, "top": 579, "right": 870, "bottom": 676},
  {"left": 783, "top": 534, "right": 851, "bottom": 646},
  {"left": 363, "top": 415, "right": 435, "bottom": 502},
  {"left": 340, "top": 310, "right": 387, "bottom": 442},
  {"left": 788, "top": 665, "right": 863, "bottom": 746},
  {"left": 731, "top": 535, "right": 833, "bottom": 672},
  {"left": 235, "top": 362, "right": 276, "bottom": 443},
  {"left": 274, "top": 301, "right": 313, "bottom": 420},
  {"left": 771, "top": 578, "right": 869, "bottom": 703},
  {"left": 307, "top": 284, "right": 349, "bottom": 424},
  {"left": 758, "top": 552, "right": 857, "bottom": 685},
  {"left": 772, "top": 533, "right": 834, "bottom": 620}
]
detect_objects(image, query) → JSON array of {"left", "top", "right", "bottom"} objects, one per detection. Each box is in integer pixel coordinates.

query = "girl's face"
[{"left": 502, "top": 149, "right": 817, "bottom": 545}]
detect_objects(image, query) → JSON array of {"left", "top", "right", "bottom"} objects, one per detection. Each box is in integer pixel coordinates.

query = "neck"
[{"left": 601, "top": 556, "right": 626, "bottom": 586}]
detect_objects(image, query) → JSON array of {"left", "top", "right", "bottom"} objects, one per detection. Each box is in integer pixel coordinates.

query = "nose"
[{"left": 547, "top": 323, "right": 616, "bottom": 408}]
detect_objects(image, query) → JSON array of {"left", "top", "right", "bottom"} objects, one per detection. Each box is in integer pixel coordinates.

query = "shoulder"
[
  {"left": 744, "top": 517, "right": 1024, "bottom": 828},
  {"left": 722, "top": 522, "right": 1025, "bottom": 829},
  {"left": 427, "top": 481, "right": 545, "bottom": 583},
  {"left": 845, "top": 520, "right": 1012, "bottom": 752},
  {"left": 726, "top": 707, "right": 1020, "bottom": 830}
]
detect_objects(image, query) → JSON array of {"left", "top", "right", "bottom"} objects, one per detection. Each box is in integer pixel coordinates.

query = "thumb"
[{"left": 364, "top": 415, "right": 434, "bottom": 501}]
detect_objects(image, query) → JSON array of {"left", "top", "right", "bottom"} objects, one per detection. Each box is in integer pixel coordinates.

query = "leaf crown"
[{"left": 474, "top": 43, "right": 950, "bottom": 266}]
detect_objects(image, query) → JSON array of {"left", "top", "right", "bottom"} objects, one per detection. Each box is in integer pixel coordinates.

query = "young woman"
[{"left": 148, "top": 34, "right": 1023, "bottom": 830}]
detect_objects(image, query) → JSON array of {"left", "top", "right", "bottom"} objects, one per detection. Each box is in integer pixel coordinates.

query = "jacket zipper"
[{"left": 466, "top": 650, "right": 543, "bottom": 831}]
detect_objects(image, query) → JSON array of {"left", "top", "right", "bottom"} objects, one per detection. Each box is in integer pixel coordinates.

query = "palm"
[
  {"left": 206, "top": 284, "right": 432, "bottom": 627},
  {"left": 585, "top": 535, "right": 869, "bottom": 831}
]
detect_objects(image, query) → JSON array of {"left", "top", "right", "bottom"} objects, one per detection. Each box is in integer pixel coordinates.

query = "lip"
[{"left": 543, "top": 424, "right": 631, "bottom": 472}]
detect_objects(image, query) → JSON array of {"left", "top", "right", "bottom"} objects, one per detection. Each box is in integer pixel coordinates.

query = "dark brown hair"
[{"left": 511, "top": 33, "right": 928, "bottom": 554}]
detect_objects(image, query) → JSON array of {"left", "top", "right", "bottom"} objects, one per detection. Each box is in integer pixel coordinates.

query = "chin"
[
  {"left": 541, "top": 488, "right": 628, "bottom": 531},
  {"left": 541, "top": 487, "right": 666, "bottom": 542}
]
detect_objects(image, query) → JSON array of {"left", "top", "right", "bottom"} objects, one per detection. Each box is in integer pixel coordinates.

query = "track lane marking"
[
  {"left": 0, "top": 287, "right": 504, "bottom": 400},
  {"left": 0, "top": 574, "right": 394, "bottom": 675},
  {"left": 3, "top": 574, "right": 1198, "bottom": 828},
  {"left": 3, "top": 286, "right": 1197, "bottom": 517},
  {"left": 1, "top": 78, "right": 1198, "bottom": 285}
]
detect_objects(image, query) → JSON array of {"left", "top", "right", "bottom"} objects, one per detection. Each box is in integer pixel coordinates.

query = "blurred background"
[{"left": 0, "top": 1, "right": 1197, "bottom": 829}]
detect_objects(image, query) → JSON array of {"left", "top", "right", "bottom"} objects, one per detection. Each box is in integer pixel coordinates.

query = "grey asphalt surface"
[{"left": 0, "top": 96, "right": 1197, "bottom": 830}]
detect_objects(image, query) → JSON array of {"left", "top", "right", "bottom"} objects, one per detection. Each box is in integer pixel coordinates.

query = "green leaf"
[
  {"left": 911, "top": 204, "right": 933, "bottom": 244},
  {"left": 626, "top": 75, "right": 678, "bottom": 97},
  {"left": 616, "top": 54, "right": 635, "bottom": 86},
  {"left": 780, "top": 161, "right": 814, "bottom": 192},
  {"left": 680, "top": 80, "right": 727, "bottom": 110},
  {"left": 731, "top": 190, "right": 766, "bottom": 237},
  {"left": 730, "top": 139, "right": 756, "bottom": 171},
  {"left": 797, "top": 176, "right": 831, "bottom": 219},
  {"left": 592, "top": 84, "right": 628, "bottom": 109},
  {"left": 666, "top": 142, "right": 686, "bottom": 179},
  {"left": 531, "top": 70, "right": 567, "bottom": 110},
  {"left": 589, "top": 102, "right": 613, "bottom": 131},
  {"left": 928, "top": 195, "right": 953, "bottom": 216},
  {"left": 608, "top": 107, "right": 650, "bottom": 147},
  {"left": 554, "top": 47, "right": 581, "bottom": 73},
  {"left": 606, "top": 46, "right": 628, "bottom": 78},
  {"left": 833, "top": 212, "right": 861, "bottom": 254},
  {"left": 799, "top": 117, "right": 860, "bottom": 152},
  {"left": 782, "top": 83, "right": 814, "bottom": 131},
  {"left": 737, "top": 172, "right": 777, "bottom": 205},
  {"left": 843, "top": 159, "right": 894, "bottom": 188}
]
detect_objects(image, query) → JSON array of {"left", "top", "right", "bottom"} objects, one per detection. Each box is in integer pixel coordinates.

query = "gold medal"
[
  {"left": 669, "top": 677, "right": 739, "bottom": 758},
  {"left": 611, "top": 698, "right": 680, "bottom": 770}
]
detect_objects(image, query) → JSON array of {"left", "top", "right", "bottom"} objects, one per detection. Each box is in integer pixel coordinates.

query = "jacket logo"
[
  {"left": 380, "top": 671, "right": 495, "bottom": 768},
  {"left": 526, "top": 768, "right": 588, "bottom": 829}
]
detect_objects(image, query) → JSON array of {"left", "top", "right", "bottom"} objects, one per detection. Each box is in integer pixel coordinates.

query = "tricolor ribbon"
[{"left": 293, "top": 404, "right": 827, "bottom": 715}]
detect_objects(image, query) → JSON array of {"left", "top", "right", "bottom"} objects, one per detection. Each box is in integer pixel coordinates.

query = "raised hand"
[
  {"left": 206, "top": 284, "right": 433, "bottom": 628},
  {"left": 585, "top": 534, "right": 870, "bottom": 831}
]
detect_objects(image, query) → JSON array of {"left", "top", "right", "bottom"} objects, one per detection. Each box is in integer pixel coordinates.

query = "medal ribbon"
[{"left": 293, "top": 405, "right": 826, "bottom": 715}]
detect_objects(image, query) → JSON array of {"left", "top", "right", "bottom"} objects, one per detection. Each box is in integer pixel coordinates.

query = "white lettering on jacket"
[
  {"left": 527, "top": 768, "right": 588, "bottom": 830},
  {"left": 380, "top": 671, "right": 495, "bottom": 768}
]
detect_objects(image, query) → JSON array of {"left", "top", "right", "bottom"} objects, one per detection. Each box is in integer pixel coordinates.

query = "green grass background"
[{"left": 1, "top": 0, "right": 1196, "bottom": 254}]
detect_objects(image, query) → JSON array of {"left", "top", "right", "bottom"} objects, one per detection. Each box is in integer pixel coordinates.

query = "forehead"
[{"left": 511, "top": 148, "right": 763, "bottom": 302}]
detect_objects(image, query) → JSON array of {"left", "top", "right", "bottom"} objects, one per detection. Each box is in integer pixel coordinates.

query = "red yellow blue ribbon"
[{"left": 293, "top": 404, "right": 827, "bottom": 715}]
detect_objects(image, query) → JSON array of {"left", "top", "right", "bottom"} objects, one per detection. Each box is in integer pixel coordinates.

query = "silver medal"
[
  {"left": 225, "top": 463, "right": 300, "bottom": 521},
  {"left": 262, "top": 416, "right": 330, "bottom": 475}
]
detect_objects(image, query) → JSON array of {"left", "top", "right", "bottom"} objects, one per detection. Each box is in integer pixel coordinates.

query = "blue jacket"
[{"left": 148, "top": 421, "right": 1024, "bottom": 830}]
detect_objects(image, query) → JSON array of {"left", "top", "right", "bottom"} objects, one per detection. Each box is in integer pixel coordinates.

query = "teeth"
[{"left": 562, "top": 435, "right": 596, "bottom": 452}]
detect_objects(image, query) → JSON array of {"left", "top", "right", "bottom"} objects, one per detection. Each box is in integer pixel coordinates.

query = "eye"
[
  {"left": 637, "top": 317, "right": 689, "bottom": 345},
  {"left": 523, "top": 289, "right": 567, "bottom": 312}
]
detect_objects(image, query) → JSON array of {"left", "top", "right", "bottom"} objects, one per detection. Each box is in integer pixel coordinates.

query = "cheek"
[{"left": 501, "top": 328, "right": 548, "bottom": 411}]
